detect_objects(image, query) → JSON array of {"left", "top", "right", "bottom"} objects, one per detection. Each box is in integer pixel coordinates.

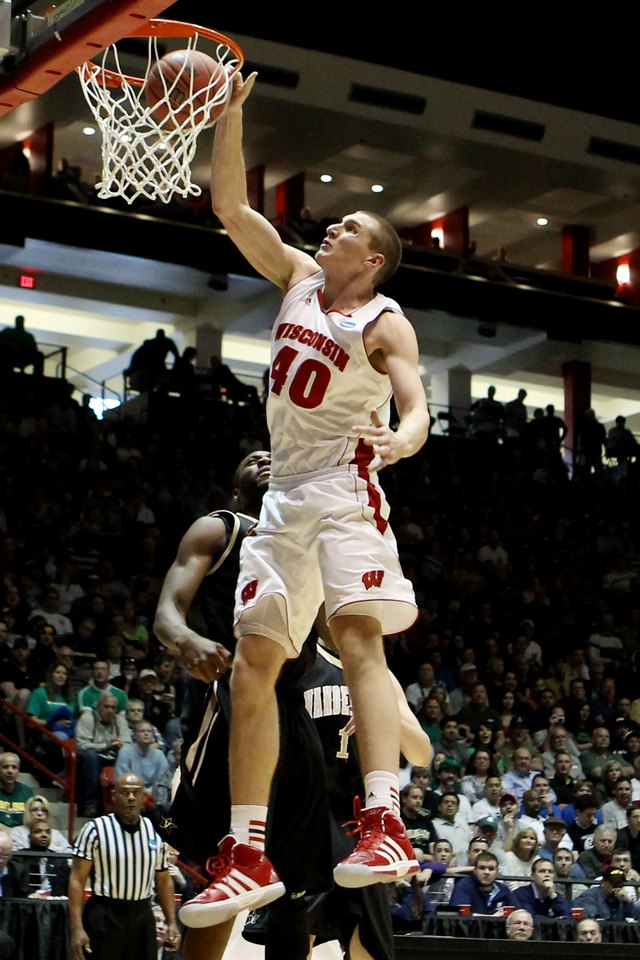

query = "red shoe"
[
  {"left": 333, "top": 797, "right": 420, "bottom": 888},
  {"left": 179, "top": 836, "right": 285, "bottom": 928}
]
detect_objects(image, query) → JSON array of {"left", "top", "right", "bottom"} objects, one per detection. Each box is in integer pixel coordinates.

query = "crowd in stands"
[{"left": 0, "top": 361, "right": 639, "bottom": 946}]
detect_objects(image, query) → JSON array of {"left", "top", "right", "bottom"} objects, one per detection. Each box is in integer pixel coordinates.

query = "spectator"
[
  {"left": 417, "top": 696, "right": 444, "bottom": 743},
  {"left": 538, "top": 816, "right": 573, "bottom": 861},
  {"left": 26, "top": 663, "right": 76, "bottom": 773},
  {"left": 0, "top": 753, "right": 33, "bottom": 827},
  {"left": 573, "top": 865, "right": 640, "bottom": 921},
  {"left": 457, "top": 683, "right": 501, "bottom": 735},
  {"left": 581, "top": 728, "right": 622, "bottom": 784},
  {"left": 575, "top": 918, "right": 601, "bottom": 943},
  {"left": 576, "top": 408, "right": 606, "bottom": 474},
  {"left": 587, "top": 615, "right": 624, "bottom": 668},
  {"left": 127, "top": 329, "right": 179, "bottom": 394},
  {"left": 541, "top": 404, "right": 568, "bottom": 456},
  {"left": 10, "top": 794, "right": 71, "bottom": 853},
  {"left": 77, "top": 659, "right": 128, "bottom": 715},
  {"left": 17, "top": 821, "right": 70, "bottom": 896},
  {"left": 0, "top": 315, "right": 44, "bottom": 375},
  {"left": 552, "top": 847, "right": 587, "bottom": 901},
  {"left": 502, "top": 748, "right": 536, "bottom": 802},
  {"left": 433, "top": 759, "right": 473, "bottom": 821},
  {"left": 540, "top": 726, "right": 583, "bottom": 780},
  {"left": 30, "top": 587, "right": 73, "bottom": 639},
  {"left": 450, "top": 851, "right": 514, "bottom": 914},
  {"left": 75, "top": 691, "right": 132, "bottom": 817},
  {"left": 460, "top": 749, "right": 497, "bottom": 804},
  {"left": 577, "top": 824, "right": 617, "bottom": 879},
  {"left": 399, "top": 783, "right": 438, "bottom": 852},
  {"left": 605, "top": 415, "right": 638, "bottom": 464},
  {"left": 470, "top": 775, "right": 504, "bottom": 824},
  {"left": 565, "top": 793, "right": 601, "bottom": 852},
  {"left": 595, "top": 759, "right": 634, "bottom": 806},
  {"left": 502, "top": 827, "right": 539, "bottom": 890},
  {"left": 610, "top": 847, "right": 640, "bottom": 902},
  {"left": 503, "top": 389, "right": 528, "bottom": 441},
  {"left": 602, "top": 778, "right": 634, "bottom": 829},
  {"left": 432, "top": 722, "right": 471, "bottom": 769},
  {"left": 115, "top": 721, "right": 169, "bottom": 799},
  {"left": 432, "top": 792, "right": 473, "bottom": 860},
  {"left": 124, "top": 699, "right": 165, "bottom": 751},
  {"left": 512, "top": 857, "right": 571, "bottom": 918},
  {"left": 616, "top": 801, "right": 640, "bottom": 872},
  {"left": 505, "top": 908, "right": 534, "bottom": 941},
  {"left": 404, "top": 661, "right": 436, "bottom": 714},
  {"left": 0, "top": 829, "right": 28, "bottom": 897},
  {"left": 549, "top": 751, "right": 577, "bottom": 806}
]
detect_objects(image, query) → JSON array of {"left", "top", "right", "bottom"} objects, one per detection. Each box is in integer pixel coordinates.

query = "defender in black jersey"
[
  {"left": 154, "top": 452, "right": 332, "bottom": 960},
  {"left": 245, "top": 628, "right": 432, "bottom": 959}
]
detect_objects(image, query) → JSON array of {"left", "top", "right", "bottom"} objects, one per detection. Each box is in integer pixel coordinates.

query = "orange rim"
[{"left": 80, "top": 18, "right": 244, "bottom": 89}]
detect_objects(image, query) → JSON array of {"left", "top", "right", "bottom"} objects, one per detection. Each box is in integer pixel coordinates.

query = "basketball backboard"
[{"left": 0, "top": 0, "right": 171, "bottom": 115}]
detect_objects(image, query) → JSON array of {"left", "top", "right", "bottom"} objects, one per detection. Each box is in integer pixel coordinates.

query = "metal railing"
[{"left": 0, "top": 697, "right": 76, "bottom": 842}]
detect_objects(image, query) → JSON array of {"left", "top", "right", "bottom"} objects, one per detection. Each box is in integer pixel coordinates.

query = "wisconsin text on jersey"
[{"left": 274, "top": 323, "right": 350, "bottom": 372}]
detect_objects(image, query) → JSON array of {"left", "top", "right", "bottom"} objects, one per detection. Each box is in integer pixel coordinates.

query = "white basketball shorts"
[{"left": 234, "top": 467, "right": 417, "bottom": 656}]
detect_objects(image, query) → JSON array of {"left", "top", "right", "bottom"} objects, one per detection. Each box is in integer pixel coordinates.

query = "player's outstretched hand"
[
  {"left": 353, "top": 409, "right": 407, "bottom": 469},
  {"left": 226, "top": 71, "right": 258, "bottom": 112},
  {"left": 176, "top": 632, "right": 232, "bottom": 683}
]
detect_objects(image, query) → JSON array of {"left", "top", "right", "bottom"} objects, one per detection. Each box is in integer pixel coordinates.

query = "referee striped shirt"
[{"left": 73, "top": 813, "right": 168, "bottom": 900}]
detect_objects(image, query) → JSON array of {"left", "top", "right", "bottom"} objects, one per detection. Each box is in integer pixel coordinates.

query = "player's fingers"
[{"left": 370, "top": 409, "right": 384, "bottom": 427}]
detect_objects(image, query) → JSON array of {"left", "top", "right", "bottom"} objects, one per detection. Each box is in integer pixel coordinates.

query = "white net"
[{"left": 77, "top": 32, "right": 240, "bottom": 205}]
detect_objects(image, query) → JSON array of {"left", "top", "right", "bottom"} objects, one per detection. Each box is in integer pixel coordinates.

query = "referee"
[{"left": 68, "top": 773, "right": 180, "bottom": 960}]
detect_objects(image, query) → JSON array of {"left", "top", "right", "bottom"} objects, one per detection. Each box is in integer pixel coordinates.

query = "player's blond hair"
[{"left": 359, "top": 210, "right": 403, "bottom": 286}]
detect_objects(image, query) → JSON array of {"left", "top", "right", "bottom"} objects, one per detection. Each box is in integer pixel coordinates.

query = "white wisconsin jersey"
[{"left": 267, "top": 271, "right": 403, "bottom": 478}]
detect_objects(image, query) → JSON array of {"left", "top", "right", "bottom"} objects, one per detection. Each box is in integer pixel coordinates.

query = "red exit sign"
[{"left": 19, "top": 274, "right": 35, "bottom": 289}]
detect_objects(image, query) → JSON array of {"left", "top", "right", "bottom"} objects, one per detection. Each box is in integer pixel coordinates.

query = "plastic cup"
[
  {"left": 571, "top": 907, "right": 585, "bottom": 921},
  {"left": 503, "top": 905, "right": 515, "bottom": 917},
  {"left": 459, "top": 905, "right": 472, "bottom": 917}
]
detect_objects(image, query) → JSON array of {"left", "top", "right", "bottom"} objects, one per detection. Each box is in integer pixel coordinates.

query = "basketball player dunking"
[{"left": 181, "top": 69, "right": 430, "bottom": 926}]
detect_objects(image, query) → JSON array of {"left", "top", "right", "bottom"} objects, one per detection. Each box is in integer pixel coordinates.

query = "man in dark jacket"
[
  {"left": 450, "top": 852, "right": 514, "bottom": 915},
  {"left": 512, "top": 858, "right": 570, "bottom": 918}
]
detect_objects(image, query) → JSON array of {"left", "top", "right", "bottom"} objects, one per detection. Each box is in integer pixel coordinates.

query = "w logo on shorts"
[
  {"left": 362, "top": 569, "right": 384, "bottom": 590},
  {"left": 241, "top": 579, "right": 258, "bottom": 604}
]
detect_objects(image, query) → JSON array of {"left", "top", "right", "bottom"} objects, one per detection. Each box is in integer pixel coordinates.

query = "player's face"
[
  {"left": 316, "top": 213, "right": 380, "bottom": 273},
  {"left": 234, "top": 451, "right": 271, "bottom": 502}
]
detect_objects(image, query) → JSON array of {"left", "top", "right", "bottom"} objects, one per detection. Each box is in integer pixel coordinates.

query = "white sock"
[
  {"left": 363, "top": 771, "right": 400, "bottom": 814},
  {"left": 230, "top": 805, "right": 267, "bottom": 850}
]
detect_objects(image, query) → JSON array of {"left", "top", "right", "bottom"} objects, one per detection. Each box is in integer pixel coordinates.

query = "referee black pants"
[{"left": 83, "top": 896, "right": 156, "bottom": 960}]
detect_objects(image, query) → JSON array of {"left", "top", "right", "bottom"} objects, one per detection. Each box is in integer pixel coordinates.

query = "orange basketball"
[{"left": 144, "top": 49, "right": 230, "bottom": 129}]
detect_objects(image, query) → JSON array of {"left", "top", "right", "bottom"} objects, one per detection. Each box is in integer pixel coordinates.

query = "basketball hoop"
[{"left": 77, "top": 20, "right": 244, "bottom": 204}]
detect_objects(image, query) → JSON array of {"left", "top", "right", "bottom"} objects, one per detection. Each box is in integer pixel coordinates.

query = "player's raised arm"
[{"left": 212, "top": 72, "right": 317, "bottom": 291}]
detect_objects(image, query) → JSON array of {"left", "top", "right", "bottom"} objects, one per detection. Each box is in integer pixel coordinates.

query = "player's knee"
[{"left": 232, "top": 636, "right": 286, "bottom": 692}]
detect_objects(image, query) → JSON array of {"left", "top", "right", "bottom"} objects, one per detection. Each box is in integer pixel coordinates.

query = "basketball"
[{"left": 144, "top": 49, "right": 230, "bottom": 128}]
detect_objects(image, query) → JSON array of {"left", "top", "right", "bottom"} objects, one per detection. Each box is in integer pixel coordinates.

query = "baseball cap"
[
  {"left": 477, "top": 815, "right": 499, "bottom": 830},
  {"left": 602, "top": 867, "right": 626, "bottom": 884},
  {"left": 544, "top": 816, "right": 566, "bottom": 828},
  {"left": 439, "top": 758, "right": 462, "bottom": 772},
  {"left": 139, "top": 668, "right": 157, "bottom": 680},
  {"left": 499, "top": 793, "right": 517, "bottom": 805},
  {"left": 460, "top": 663, "right": 478, "bottom": 673}
]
